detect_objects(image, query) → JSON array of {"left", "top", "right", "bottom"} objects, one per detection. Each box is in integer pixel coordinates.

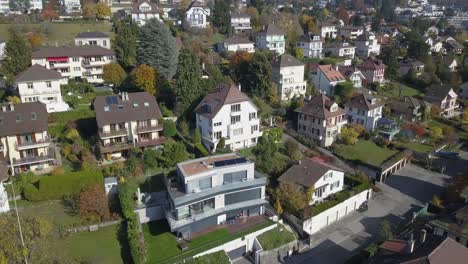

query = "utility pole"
[{"left": 10, "top": 182, "right": 28, "bottom": 264}]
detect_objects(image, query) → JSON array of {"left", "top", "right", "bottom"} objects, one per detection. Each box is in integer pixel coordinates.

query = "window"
[
  {"left": 72, "top": 57, "right": 79, "bottom": 62},
  {"left": 251, "top": 125, "right": 258, "bottom": 134},
  {"left": 314, "top": 187, "right": 325, "bottom": 198},
  {"left": 231, "top": 104, "right": 241, "bottom": 112},
  {"left": 233, "top": 128, "right": 243, "bottom": 136},
  {"left": 46, "top": 81, "right": 51, "bottom": 88},
  {"left": 74, "top": 67, "right": 81, "bottom": 71},
  {"left": 27, "top": 82, "right": 33, "bottom": 89},
  {"left": 30, "top": 112, "right": 37, "bottom": 120},
  {"left": 214, "top": 131, "right": 222, "bottom": 140},
  {"left": 16, "top": 114, "right": 21, "bottom": 122},
  {"left": 103, "top": 40, "right": 107, "bottom": 46},
  {"left": 231, "top": 115, "right": 241, "bottom": 125},
  {"left": 330, "top": 181, "right": 340, "bottom": 190},
  {"left": 199, "top": 177, "right": 212, "bottom": 190},
  {"left": 214, "top": 122, "right": 222, "bottom": 127},
  {"left": 223, "top": 170, "right": 247, "bottom": 184}
]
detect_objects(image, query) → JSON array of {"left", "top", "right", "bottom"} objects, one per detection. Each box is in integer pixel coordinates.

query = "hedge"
[
  {"left": 23, "top": 169, "right": 103, "bottom": 201},
  {"left": 194, "top": 143, "right": 209, "bottom": 157}
]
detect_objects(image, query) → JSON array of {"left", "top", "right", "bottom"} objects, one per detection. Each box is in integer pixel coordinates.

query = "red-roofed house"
[
  {"left": 313, "top": 64, "right": 346, "bottom": 96},
  {"left": 358, "top": 57, "right": 386, "bottom": 84}
]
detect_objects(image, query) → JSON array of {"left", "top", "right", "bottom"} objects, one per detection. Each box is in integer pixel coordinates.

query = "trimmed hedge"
[
  {"left": 23, "top": 169, "right": 103, "bottom": 201},
  {"left": 194, "top": 143, "right": 209, "bottom": 157}
]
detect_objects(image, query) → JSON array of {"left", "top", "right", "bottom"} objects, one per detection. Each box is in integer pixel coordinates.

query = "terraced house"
[
  {"left": 94, "top": 92, "right": 165, "bottom": 160},
  {"left": 0, "top": 102, "right": 56, "bottom": 175},
  {"left": 166, "top": 153, "right": 268, "bottom": 239}
]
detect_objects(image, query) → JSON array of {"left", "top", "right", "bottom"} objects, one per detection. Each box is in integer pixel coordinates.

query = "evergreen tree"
[
  {"left": 114, "top": 17, "right": 138, "bottom": 69},
  {"left": 212, "top": 0, "right": 231, "bottom": 34},
  {"left": 405, "top": 31, "right": 430, "bottom": 60},
  {"left": 174, "top": 49, "right": 203, "bottom": 116},
  {"left": 1, "top": 28, "right": 31, "bottom": 84},
  {"left": 9, "top": 0, "right": 30, "bottom": 13},
  {"left": 380, "top": 46, "right": 399, "bottom": 80},
  {"left": 137, "top": 19, "right": 178, "bottom": 80}
]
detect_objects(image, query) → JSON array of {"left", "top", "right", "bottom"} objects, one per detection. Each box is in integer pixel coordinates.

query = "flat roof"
[{"left": 178, "top": 153, "right": 249, "bottom": 177}]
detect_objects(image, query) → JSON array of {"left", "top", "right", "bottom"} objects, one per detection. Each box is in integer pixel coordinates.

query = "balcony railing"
[
  {"left": 99, "top": 129, "right": 127, "bottom": 138},
  {"left": 135, "top": 137, "right": 166, "bottom": 148},
  {"left": 99, "top": 142, "right": 133, "bottom": 153},
  {"left": 16, "top": 138, "right": 51, "bottom": 150},
  {"left": 11, "top": 152, "right": 55, "bottom": 166},
  {"left": 136, "top": 124, "right": 163, "bottom": 133}
]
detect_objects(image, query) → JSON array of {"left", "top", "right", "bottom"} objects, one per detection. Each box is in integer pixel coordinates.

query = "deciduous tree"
[
  {"left": 132, "top": 64, "right": 156, "bottom": 95},
  {"left": 27, "top": 32, "right": 42, "bottom": 48},
  {"left": 1, "top": 28, "right": 31, "bottom": 84},
  {"left": 103, "top": 63, "right": 127, "bottom": 87},
  {"left": 95, "top": 2, "right": 111, "bottom": 19},
  {"left": 42, "top": 0, "right": 59, "bottom": 21},
  {"left": 235, "top": 52, "right": 273, "bottom": 100},
  {"left": 334, "top": 81, "right": 354, "bottom": 102},
  {"left": 160, "top": 140, "right": 189, "bottom": 167},
  {"left": 340, "top": 126, "right": 359, "bottom": 145},
  {"left": 82, "top": 3, "right": 96, "bottom": 19},
  {"left": 79, "top": 185, "right": 110, "bottom": 221}
]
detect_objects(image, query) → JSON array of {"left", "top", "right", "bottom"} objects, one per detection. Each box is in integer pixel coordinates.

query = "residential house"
[
  {"left": 255, "top": 24, "right": 285, "bottom": 55},
  {"left": 165, "top": 153, "right": 268, "bottom": 239},
  {"left": 313, "top": 64, "right": 346, "bottom": 96},
  {"left": 0, "top": 0, "right": 9, "bottom": 13},
  {"left": 14, "top": 65, "right": 69, "bottom": 113},
  {"left": 217, "top": 36, "right": 255, "bottom": 53},
  {"left": 94, "top": 92, "right": 165, "bottom": 160},
  {"left": 338, "top": 66, "right": 366, "bottom": 88},
  {"left": 278, "top": 157, "right": 345, "bottom": 204},
  {"left": 442, "top": 56, "right": 459, "bottom": 72},
  {"left": 230, "top": 13, "right": 251, "bottom": 32},
  {"left": 74, "top": 31, "right": 111, "bottom": 49},
  {"left": 31, "top": 46, "right": 115, "bottom": 84},
  {"left": 319, "top": 21, "right": 338, "bottom": 39},
  {"left": 61, "top": 0, "right": 81, "bottom": 14},
  {"left": 296, "top": 94, "right": 347, "bottom": 147},
  {"left": 399, "top": 58, "right": 425, "bottom": 76},
  {"left": 460, "top": 82, "right": 468, "bottom": 99},
  {"left": 424, "top": 85, "right": 459, "bottom": 118},
  {"left": 131, "top": 0, "right": 161, "bottom": 26},
  {"left": 425, "top": 37, "right": 445, "bottom": 54},
  {"left": 159, "top": 3, "right": 180, "bottom": 21},
  {"left": 323, "top": 42, "right": 356, "bottom": 59},
  {"left": 357, "top": 57, "right": 386, "bottom": 84},
  {"left": 355, "top": 31, "right": 381, "bottom": 58},
  {"left": 376, "top": 118, "right": 400, "bottom": 141},
  {"left": 195, "top": 84, "right": 261, "bottom": 152},
  {"left": 185, "top": 1, "right": 210, "bottom": 28},
  {"left": 272, "top": 54, "right": 307, "bottom": 100},
  {"left": 444, "top": 38, "right": 464, "bottom": 55},
  {"left": 0, "top": 102, "right": 56, "bottom": 175},
  {"left": 338, "top": 26, "right": 364, "bottom": 40},
  {"left": 344, "top": 92, "right": 384, "bottom": 131},
  {"left": 389, "top": 96, "right": 425, "bottom": 122},
  {"left": 296, "top": 33, "right": 322, "bottom": 58},
  {"left": 430, "top": 205, "right": 468, "bottom": 247}
]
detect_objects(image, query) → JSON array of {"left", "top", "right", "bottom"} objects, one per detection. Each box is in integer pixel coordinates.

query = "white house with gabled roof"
[
  {"left": 185, "top": 1, "right": 210, "bottom": 28},
  {"left": 272, "top": 54, "right": 307, "bottom": 100}
]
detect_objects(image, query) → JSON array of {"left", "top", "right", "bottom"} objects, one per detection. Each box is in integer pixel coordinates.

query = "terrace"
[{"left": 333, "top": 140, "right": 399, "bottom": 167}]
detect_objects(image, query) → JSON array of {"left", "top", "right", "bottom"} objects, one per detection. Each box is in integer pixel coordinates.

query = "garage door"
[{"left": 227, "top": 246, "right": 246, "bottom": 261}]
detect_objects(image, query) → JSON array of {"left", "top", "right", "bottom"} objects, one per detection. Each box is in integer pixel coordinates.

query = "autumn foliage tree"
[
  {"left": 132, "top": 64, "right": 156, "bottom": 95},
  {"left": 103, "top": 63, "right": 127, "bottom": 87},
  {"left": 27, "top": 32, "right": 42, "bottom": 49},
  {"left": 79, "top": 185, "right": 110, "bottom": 222},
  {"left": 402, "top": 122, "right": 425, "bottom": 137},
  {"left": 42, "top": 0, "right": 59, "bottom": 21}
]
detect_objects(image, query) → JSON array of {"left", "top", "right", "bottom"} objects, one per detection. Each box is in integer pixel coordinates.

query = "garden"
[
  {"left": 257, "top": 224, "right": 296, "bottom": 250},
  {"left": 333, "top": 140, "right": 399, "bottom": 167}
]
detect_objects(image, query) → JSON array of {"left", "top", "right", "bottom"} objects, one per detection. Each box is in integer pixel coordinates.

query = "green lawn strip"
[
  {"left": 383, "top": 83, "right": 421, "bottom": 98},
  {"left": 394, "top": 141, "right": 434, "bottom": 153},
  {"left": 185, "top": 251, "right": 230, "bottom": 264},
  {"left": 333, "top": 140, "right": 398, "bottom": 166},
  {"left": 50, "top": 109, "right": 96, "bottom": 124},
  {"left": 61, "top": 225, "right": 124, "bottom": 264},
  {"left": 257, "top": 225, "right": 296, "bottom": 250},
  {"left": 429, "top": 119, "right": 468, "bottom": 141},
  {"left": 238, "top": 147, "right": 254, "bottom": 159},
  {"left": 16, "top": 200, "right": 82, "bottom": 227}
]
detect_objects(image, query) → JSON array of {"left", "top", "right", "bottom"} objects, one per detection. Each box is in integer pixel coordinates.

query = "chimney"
[
  {"left": 8, "top": 103, "right": 14, "bottom": 111},
  {"left": 406, "top": 234, "right": 415, "bottom": 254},
  {"left": 420, "top": 229, "right": 427, "bottom": 244}
]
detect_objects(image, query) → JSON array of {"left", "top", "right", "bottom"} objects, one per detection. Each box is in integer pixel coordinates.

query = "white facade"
[
  {"left": 313, "top": 65, "right": 346, "bottom": 96},
  {"left": 186, "top": 4, "right": 210, "bottom": 28},
  {"left": 74, "top": 35, "right": 111, "bottom": 50},
  {"left": 345, "top": 98, "right": 384, "bottom": 131},
  {"left": 0, "top": 41, "right": 5, "bottom": 60},
  {"left": 16, "top": 76, "right": 69, "bottom": 113},
  {"left": 296, "top": 34, "right": 322, "bottom": 58},
  {"left": 355, "top": 32, "right": 381, "bottom": 58},
  {"left": 311, "top": 169, "right": 344, "bottom": 204},
  {"left": 61, "top": 0, "right": 81, "bottom": 14},
  {"left": 132, "top": 1, "right": 161, "bottom": 26},
  {"left": 104, "top": 177, "right": 118, "bottom": 195},
  {"left": 324, "top": 42, "right": 355, "bottom": 59},
  {"left": 231, "top": 15, "right": 251, "bottom": 32},
  {"left": 218, "top": 42, "right": 254, "bottom": 53},
  {"left": 272, "top": 56, "right": 307, "bottom": 100},
  {"left": 321, "top": 25, "right": 337, "bottom": 39},
  {"left": 0, "top": 182, "right": 10, "bottom": 213},
  {"left": 255, "top": 25, "right": 285, "bottom": 55},
  {"left": 339, "top": 27, "right": 364, "bottom": 39},
  {"left": 0, "top": 0, "right": 9, "bottom": 13},
  {"left": 30, "top": 0, "right": 43, "bottom": 10}
]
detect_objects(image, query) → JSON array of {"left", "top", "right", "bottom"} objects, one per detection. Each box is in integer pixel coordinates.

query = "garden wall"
[
  {"left": 256, "top": 239, "right": 301, "bottom": 264},
  {"left": 134, "top": 205, "right": 165, "bottom": 223}
]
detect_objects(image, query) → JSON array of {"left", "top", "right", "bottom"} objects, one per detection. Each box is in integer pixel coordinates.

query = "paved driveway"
[{"left": 282, "top": 164, "right": 449, "bottom": 264}]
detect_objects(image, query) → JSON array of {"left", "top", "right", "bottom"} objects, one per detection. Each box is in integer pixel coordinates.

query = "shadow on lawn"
[
  {"left": 117, "top": 222, "right": 133, "bottom": 264},
  {"left": 147, "top": 219, "right": 171, "bottom": 236}
]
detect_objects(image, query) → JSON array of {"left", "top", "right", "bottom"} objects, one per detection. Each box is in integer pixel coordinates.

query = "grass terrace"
[
  {"left": 395, "top": 141, "right": 434, "bottom": 153},
  {"left": 143, "top": 219, "right": 275, "bottom": 263},
  {"left": 381, "top": 83, "right": 421, "bottom": 99},
  {"left": 185, "top": 251, "right": 230, "bottom": 264},
  {"left": 257, "top": 225, "right": 296, "bottom": 250},
  {"left": 333, "top": 140, "right": 398, "bottom": 166},
  {"left": 15, "top": 199, "right": 82, "bottom": 227}
]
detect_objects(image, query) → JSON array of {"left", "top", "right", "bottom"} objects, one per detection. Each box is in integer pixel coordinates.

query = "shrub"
[
  {"left": 163, "top": 119, "right": 177, "bottom": 137},
  {"left": 195, "top": 143, "right": 209, "bottom": 157},
  {"left": 263, "top": 127, "right": 283, "bottom": 142},
  {"left": 143, "top": 148, "right": 160, "bottom": 168}
]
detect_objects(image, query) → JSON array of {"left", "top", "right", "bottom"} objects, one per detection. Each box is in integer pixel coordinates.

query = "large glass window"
[
  {"left": 223, "top": 170, "right": 247, "bottom": 184},
  {"left": 199, "top": 177, "right": 212, "bottom": 190}
]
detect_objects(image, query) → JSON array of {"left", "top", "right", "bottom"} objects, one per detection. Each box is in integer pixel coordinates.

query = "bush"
[
  {"left": 143, "top": 149, "right": 160, "bottom": 168},
  {"left": 195, "top": 143, "right": 209, "bottom": 157},
  {"left": 263, "top": 127, "right": 283, "bottom": 142},
  {"left": 163, "top": 119, "right": 177, "bottom": 137}
]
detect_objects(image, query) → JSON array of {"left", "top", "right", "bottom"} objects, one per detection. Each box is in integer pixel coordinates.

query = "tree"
[
  {"left": 27, "top": 32, "right": 42, "bottom": 48},
  {"left": 402, "top": 122, "right": 425, "bottom": 137},
  {"left": 340, "top": 126, "right": 359, "bottom": 145},
  {"left": 252, "top": 96, "right": 272, "bottom": 121},
  {"left": 380, "top": 46, "right": 399, "bottom": 80},
  {"left": 95, "top": 2, "right": 111, "bottom": 19},
  {"left": 103, "top": 63, "right": 127, "bottom": 87},
  {"left": 42, "top": 0, "right": 59, "bottom": 21},
  {"left": 79, "top": 185, "right": 110, "bottom": 221},
  {"left": 160, "top": 140, "right": 189, "bottom": 167},
  {"left": 379, "top": 220, "right": 393, "bottom": 242},
  {"left": 334, "top": 81, "right": 354, "bottom": 102},
  {"left": 7, "top": 96, "right": 21, "bottom": 104},
  {"left": 174, "top": 49, "right": 203, "bottom": 116},
  {"left": 250, "top": 0, "right": 265, "bottom": 13},
  {"left": 235, "top": 52, "right": 273, "bottom": 99},
  {"left": 179, "top": 119, "right": 189, "bottom": 137},
  {"left": 132, "top": 64, "right": 156, "bottom": 95},
  {"left": 163, "top": 119, "right": 177, "bottom": 137},
  {"left": 1, "top": 28, "right": 32, "bottom": 83},
  {"left": 137, "top": 19, "right": 179, "bottom": 80},
  {"left": 143, "top": 148, "right": 160, "bottom": 168},
  {"left": 212, "top": 0, "right": 231, "bottom": 34},
  {"left": 464, "top": 109, "right": 468, "bottom": 122},
  {"left": 405, "top": 31, "right": 430, "bottom": 60},
  {"left": 275, "top": 183, "right": 307, "bottom": 216},
  {"left": 9, "top": 0, "right": 30, "bottom": 13},
  {"left": 429, "top": 126, "right": 442, "bottom": 139},
  {"left": 285, "top": 139, "right": 303, "bottom": 161},
  {"left": 82, "top": 3, "right": 96, "bottom": 19},
  {"left": 114, "top": 17, "right": 139, "bottom": 69},
  {"left": 274, "top": 198, "right": 283, "bottom": 215}
]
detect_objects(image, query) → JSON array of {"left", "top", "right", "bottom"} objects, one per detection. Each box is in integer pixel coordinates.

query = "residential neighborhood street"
[{"left": 283, "top": 164, "right": 450, "bottom": 264}]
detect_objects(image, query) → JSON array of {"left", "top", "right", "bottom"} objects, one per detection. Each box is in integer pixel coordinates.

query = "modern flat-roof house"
[
  {"left": 424, "top": 85, "right": 459, "bottom": 118},
  {"left": 296, "top": 94, "right": 347, "bottom": 147},
  {"left": 74, "top": 31, "right": 111, "bottom": 49},
  {"left": 195, "top": 84, "right": 261, "bottom": 152},
  {"left": 255, "top": 24, "right": 285, "bottom": 55},
  {"left": 94, "top": 92, "right": 165, "bottom": 160},
  {"left": 0, "top": 102, "right": 56, "bottom": 175},
  {"left": 217, "top": 36, "right": 255, "bottom": 53},
  {"left": 230, "top": 13, "right": 251, "bottom": 32},
  {"left": 357, "top": 57, "right": 386, "bottom": 84},
  {"left": 313, "top": 64, "right": 346, "bottom": 96},
  {"left": 272, "top": 54, "right": 307, "bottom": 100},
  {"left": 320, "top": 21, "right": 338, "bottom": 39},
  {"left": 131, "top": 0, "right": 161, "bottom": 26},
  {"left": 355, "top": 31, "right": 381, "bottom": 58},
  {"left": 344, "top": 92, "right": 384, "bottom": 131},
  {"left": 31, "top": 46, "right": 115, "bottom": 84},
  {"left": 185, "top": 1, "right": 210, "bottom": 28},
  {"left": 14, "top": 65, "right": 69, "bottom": 113},
  {"left": 278, "top": 157, "right": 345, "bottom": 204},
  {"left": 166, "top": 153, "right": 268, "bottom": 239},
  {"left": 323, "top": 42, "right": 356, "bottom": 59},
  {"left": 296, "top": 33, "right": 323, "bottom": 58}
]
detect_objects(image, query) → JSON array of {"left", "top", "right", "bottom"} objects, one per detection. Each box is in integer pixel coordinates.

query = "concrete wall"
[
  {"left": 257, "top": 239, "right": 300, "bottom": 264},
  {"left": 134, "top": 205, "right": 165, "bottom": 223},
  {"left": 302, "top": 189, "right": 372, "bottom": 235}
]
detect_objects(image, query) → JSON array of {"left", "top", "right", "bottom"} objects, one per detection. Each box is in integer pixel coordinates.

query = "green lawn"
[
  {"left": 396, "top": 141, "right": 434, "bottom": 153},
  {"left": 334, "top": 140, "right": 398, "bottom": 166},
  {"left": 257, "top": 225, "right": 296, "bottom": 250},
  {"left": 60, "top": 225, "right": 126, "bottom": 264},
  {"left": 0, "top": 22, "right": 113, "bottom": 46},
  {"left": 382, "top": 83, "right": 421, "bottom": 98},
  {"left": 185, "top": 251, "right": 230, "bottom": 264},
  {"left": 16, "top": 200, "right": 82, "bottom": 227}
]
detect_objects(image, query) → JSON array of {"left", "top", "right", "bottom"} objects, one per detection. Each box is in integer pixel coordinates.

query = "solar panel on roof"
[
  {"left": 213, "top": 157, "right": 247, "bottom": 167},
  {"left": 105, "top": 96, "right": 119, "bottom": 106}
]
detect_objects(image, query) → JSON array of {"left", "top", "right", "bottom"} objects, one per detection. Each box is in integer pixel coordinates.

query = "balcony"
[
  {"left": 82, "top": 60, "right": 108, "bottom": 67},
  {"left": 16, "top": 138, "right": 52, "bottom": 150},
  {"left": 99, "top": 129, "right": 127, "bottom": 139},
  {"left": 99, "top": 142, "right": 133, "bottom": 154},
  {"left": 135, "top": 137, "right": 166, "bottom": 148},
  {"left": 136, "top": 124, "right": 163, "bottom": 133},
  {"left": 11, "top": 152, "right": 55, "bottom": 166}
]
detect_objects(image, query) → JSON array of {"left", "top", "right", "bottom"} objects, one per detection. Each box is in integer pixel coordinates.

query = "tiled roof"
[
  {"left": 272, "top": 53, "right": 304, "bottom": 68},
  {"left": 195, "top": 84, "right": 252, "bottom": 119},
  {"left": 0, "top": 102, "right": 48, "bottom": 137},
  {"left": 223, "top": 35, "right": 253, "bottom": 45},
  {"left": 344, "top": 93, "right": 385, "bottom": 111},
  {"left": 296, "top": 94, "right": 345, "bottom": 119},
  {"left": 132, "top": 0, "right": 159, "bottom": 13},
  {"left": 32, "top": 45, "right": 115, "bottom": 58},
  {"left": 258, "top": 23, "right": 284, "bottom": 35},
  {"left": 75, "top": 31, "right": 109, "bottom": 39},
  {"left": 317, "top": 65, "right": 346, "bottom": 82},
  {"left": 358, "top": 57, "right": 386, "bottom": 71},
  {"left": 14, "top": 64, "right": 62, "bottom": 83},
  {"left": 424, "top": 85, "right": 456, "bottom": 103}
]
